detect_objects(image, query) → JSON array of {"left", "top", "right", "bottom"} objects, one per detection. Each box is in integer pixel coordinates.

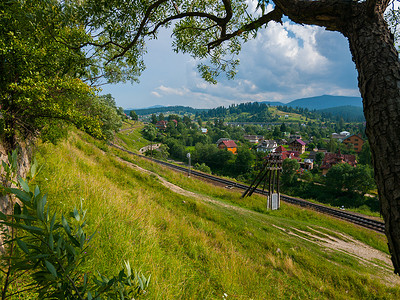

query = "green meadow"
[{"left": 25, "top": 129, "right": 400, "bottom": 299}]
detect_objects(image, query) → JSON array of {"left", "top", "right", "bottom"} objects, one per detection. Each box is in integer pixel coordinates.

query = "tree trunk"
[
  {"left": 343, "top": 6, "right": 400, "bottom": 274},
  {"left": 0, "top": 140, "right": 31, "bottom": 253}
]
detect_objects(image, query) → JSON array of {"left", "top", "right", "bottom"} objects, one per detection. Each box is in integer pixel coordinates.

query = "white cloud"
[
  {"left": 151, "top": 91, "right": 161, "bottom": 97},
  {"left": 156, "top": 85, "right": 188, "bottom": 96}
]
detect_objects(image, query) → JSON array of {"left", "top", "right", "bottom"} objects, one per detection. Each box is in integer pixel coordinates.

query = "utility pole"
[
  {"left": 242, "top": 152, "right": 282, "bottom": 210},
  {"left": 187, "top": 153, "right": 191, "bottom": 177}
]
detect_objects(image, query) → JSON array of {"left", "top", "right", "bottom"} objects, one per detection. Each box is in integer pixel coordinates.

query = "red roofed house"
[
  {"left": 218, "top": 140, "right": 238, "bottom": 154},
  {"left": 320, "top": 151, "right": 357, "bottom": 175},
  {"left": 342, "top": 134, "right": 365, "bottom": 153},
  {"left": 289, "top": 139, "right": 306, "bottom": 154},
  {"left": 274, "top": 145, "right": 300, "bottom": 160},
  {"left": 155, "top": 120, "right": 168, "bottom": 130}
]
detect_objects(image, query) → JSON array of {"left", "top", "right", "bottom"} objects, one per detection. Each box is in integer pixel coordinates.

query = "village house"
[
  {"left": 155, "top": 120, "right": 168, "bottom": 130},
  {"left": 342, "top": 134, "right": 365, "bottom": 153},
  {"left": 289, "top": 139, "right": 306, "bottom": 154},
  {"left": 201, "top": 127, "right": 208, "bottom": 134},
  {"left": 217, "top": 140, "right": 238, "bottom": 154},
  {"left": 256, "top": 140, "right": 278, "bottom": 153},
  {"left": 300, "top": 158, "right": 314, "bottom": 170},
  {"left": 216, "top": 138, "right": 230, "bottom": 145},
  {"left": 243, "top": 135, "right": 264, "bottom": 144},
  {"left": 331, "top": 131, "right": 350, "bottom": 142},
  {"left": 320, "top": 151, "right": 357, "bottom": 175},
  {"left": 274, "top": 145, "right": 300, "bottom": 161}
]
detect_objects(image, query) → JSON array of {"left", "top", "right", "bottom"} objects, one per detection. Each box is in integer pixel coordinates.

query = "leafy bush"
[
  {"left": 194, "top": 163, "right": 211, "bottom": 174},
  {"left": 0, "top": 151, "right": 150, "bottom": 299}
]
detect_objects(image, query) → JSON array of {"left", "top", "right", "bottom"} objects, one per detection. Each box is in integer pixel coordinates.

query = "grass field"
[{"left": 24, "top": 130, "right": 400, "bottom": 299}]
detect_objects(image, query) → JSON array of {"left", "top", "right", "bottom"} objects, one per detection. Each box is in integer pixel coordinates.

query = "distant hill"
[
  {"left": 283, "top": 95, "right": 363, "bottom": 110},
  {"left": 317, "top": 105, "right": 365, "bottom": 122},
  {"left": 131, "top": 105, "right": 206, "bottom": 116},
  {"left": 128, "top": 95, "right": 363, "bottom": 117},
  {"left": 262, "top": 101, "right": 285, "bottom": 106}
]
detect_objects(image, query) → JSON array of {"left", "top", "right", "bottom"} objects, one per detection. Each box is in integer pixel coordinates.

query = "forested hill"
[
  {"left": 196, "top": 102, "right": 270, "bottom": 121},
  {"left": 318, "top": 105, "right": 365, "bottom": 122},
  {"left": 129, "top": 96, "right": 365, "bottom": 123},
  {"left": 132, "top": 105, "right": 206, "bottom": 116},
  {"left": 283, "top": 95, "right": 363, "bottom": 110}
]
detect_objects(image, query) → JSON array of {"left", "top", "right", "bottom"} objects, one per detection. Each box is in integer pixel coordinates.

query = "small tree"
[
  {"left": 130, "top": 110, "right": 139, "bottom": 121},
  {"left": 358, "top": 141, "right": 372, "bottom": 166},
  {"left": 281, "top": 159, "right": 300, "bottom": 187}
]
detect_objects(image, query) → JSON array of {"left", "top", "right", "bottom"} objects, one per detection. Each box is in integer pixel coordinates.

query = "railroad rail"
[{"left": 111, "top": 143, "right": 385, "bottom": 234}]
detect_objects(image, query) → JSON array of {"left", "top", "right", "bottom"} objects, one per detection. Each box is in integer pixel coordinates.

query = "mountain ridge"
[{"left": 132, "top": 95, "right": 363, "bottom": 113}]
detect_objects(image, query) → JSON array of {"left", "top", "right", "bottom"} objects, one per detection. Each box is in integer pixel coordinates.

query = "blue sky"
[{"left": 100, "top": 4, "right": 360, "bottom": 110}]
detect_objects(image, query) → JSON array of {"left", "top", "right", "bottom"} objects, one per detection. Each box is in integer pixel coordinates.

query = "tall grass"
[{"left": 30, "top": 130, "right": 400, "bottom": 299}]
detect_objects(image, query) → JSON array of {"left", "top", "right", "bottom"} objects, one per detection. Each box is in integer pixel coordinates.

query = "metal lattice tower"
[{"left": 242, "top": 152, "right": 283, "bottom": 210}]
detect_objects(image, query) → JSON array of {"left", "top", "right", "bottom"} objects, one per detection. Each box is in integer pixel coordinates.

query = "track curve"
[{"left": 111, "top": 143, "right": 385, "bottom": 234}]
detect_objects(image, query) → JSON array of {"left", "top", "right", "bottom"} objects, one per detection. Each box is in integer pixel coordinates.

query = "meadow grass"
[
  {"left": 116, "top": 120, "right": 148, "bottom": 151},
  {"left": 27, "top": 130, "right": 400, "bottom": 299}
]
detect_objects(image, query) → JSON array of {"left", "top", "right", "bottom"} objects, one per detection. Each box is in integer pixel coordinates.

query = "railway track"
[{"left": 111, "top": 143, "right": 386, "bottom": 234}]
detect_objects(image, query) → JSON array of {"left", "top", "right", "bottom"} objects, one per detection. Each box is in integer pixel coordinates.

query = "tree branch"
[
  {"left": 107, "top": 0, "right": 234, "bottom": 63},
  {"left": 273, "top": 0, "right": 355, "bottom": 31},
  {"left": 106, "top": 0, "right": 169, "bottom": 63},
  {"left": 207, "top": 8, "right": 283, "bottom": 51}
]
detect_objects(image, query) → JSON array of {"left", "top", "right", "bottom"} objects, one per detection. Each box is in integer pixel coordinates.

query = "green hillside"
[{"left": 28, "top": 129, "right": 400, "bottom": 299}]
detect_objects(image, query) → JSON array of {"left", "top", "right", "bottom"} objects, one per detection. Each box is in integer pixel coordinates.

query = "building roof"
[
  {"left": 216, "top": 138, "right": 230, "bottom": 145},
  {"left": 220, "top": 140, "right": 237, "bottom": 148},
  {"left": 331, "top": 133, "right": 348, "bottom": 140},
  {"left": 257, "top": 139, "right": 277, "bottom": 148},
  {"left": 274, "top": 145, "right": 286, "bottom": 152},
  {"left": 320, "top": 152, "right": 357, "bottom": 170},
  {"left": 290, "top": 139, "right": 306, "bottom": 146},
  {"left": 343, "top": 134, "right": 364, "bottom": 142}
]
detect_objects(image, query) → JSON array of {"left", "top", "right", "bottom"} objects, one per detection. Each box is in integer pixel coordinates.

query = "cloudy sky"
[{"left": 101, "top": 4, "right": 360, "bottom": 110}]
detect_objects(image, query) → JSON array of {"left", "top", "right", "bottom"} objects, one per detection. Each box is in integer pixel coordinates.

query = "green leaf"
[
  {"left": 16, "top": 238, "right": 29, "bottom": 254},
  {"left": 66, "top": 244, "right": 76, "bottom": 256},
  {"left": 73, "top": 207, "right": 80, "bottom": 221},
  {"left": 11, "top": 150, "right": 18, "bottom": 173},
  {"left": 36, "top": 194, "right": 47, "bottom": 221},
  {"left": 44, "top": 260, "right": 57, "bottom": 278},
  {"left": 50, "top": 213, "right": 56, "bottom": 232},
  {"left": 6, "top": 188, "right": 32, "bottom": 203},
  {"left": 67, "top": 234, "right": 80, "bottom": 248},
  {"left": 11, "top": 214, "right": 36, "bottom": 221},
  {"left": 124, "top": 261, "right": 131, "bottom": 277},
  {"left": 61, "top": 214, "right": 71, "bottom": 235},
  {"left": 49, "top": 232, "right": 54, "bottom": 251},
  {"left": 34, "top": 185, "right": 40, "bottom": 197},
  {"left": 30, "top": 158, "right": 38, "bottom": 179},
  {"left": 18, "top": 177, "right": 30, "bottom": 192},
  {"left": 18, "top": 224, "right": 44, "bottom": 234},
  {"left": 56, "top": 236, "right": 63, "bottom": 257}
]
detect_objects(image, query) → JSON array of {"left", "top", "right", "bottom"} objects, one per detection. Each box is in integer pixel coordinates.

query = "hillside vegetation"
[{"left": 29, "top": 130, "right": 400, "bottom": 299}]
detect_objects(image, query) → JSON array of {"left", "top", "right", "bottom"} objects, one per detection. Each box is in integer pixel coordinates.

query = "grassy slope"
[{"left": 32, "top": 130, "right": 400, "bottom": 299}]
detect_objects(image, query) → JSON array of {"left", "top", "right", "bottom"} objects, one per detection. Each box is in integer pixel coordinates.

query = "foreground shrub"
[{"left": 0, "top": 151, "right": 150, "bottom": 299}]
